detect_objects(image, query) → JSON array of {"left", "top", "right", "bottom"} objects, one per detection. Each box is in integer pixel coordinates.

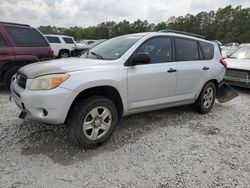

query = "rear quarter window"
[
  {"left": 46, "top": 36, "right": 61, "bottom": 43},
  {"left": 63, "top": 37, "right": 74, "bottom": 44},
  {"left": 174, "top": 38, "right": 199, "bottom": 61},
  {"left": 199, "top": 41, "right": 214, "bottom": 60},
  {"left": 6, "top": 27, "right": 49, "bottom": 47}
]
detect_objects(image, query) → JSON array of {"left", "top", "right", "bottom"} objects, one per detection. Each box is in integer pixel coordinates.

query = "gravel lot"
[{"left": 0, "top": 86, "right": 249, "bottom": 188}]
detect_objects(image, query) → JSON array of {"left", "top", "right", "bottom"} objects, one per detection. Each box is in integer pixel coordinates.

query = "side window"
[
  {"left": 0, "top": 34, "right": 7, "bottom": 47},
  {"left": 63, "top": 37, "right": 74, "bottom": 44},
  {"left": 46, "top": 36, "right": 61, "bottom": 43},
  {"left": 135, "top": 37, "right": 172, "bottom": 63},
  {"left": 174, "top": 38, "right": 199, "bottom": 61},
  {"left": 199, "top": 41, "right": 214, "bottom": 60},
  {"left": 6, "top": 27, "right": 49, "bottom": 47}
]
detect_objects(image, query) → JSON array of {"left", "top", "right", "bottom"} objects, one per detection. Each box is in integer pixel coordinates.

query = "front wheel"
[
  {"left": 66, "top": 96, "right": 118, "bottom": 148},
  {"left": 195, "top": 82, "right": 216, "bottom": 114}
]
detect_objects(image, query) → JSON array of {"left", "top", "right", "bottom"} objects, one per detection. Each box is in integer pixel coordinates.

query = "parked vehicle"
[
  {"left": 45, "top": 34, "right": 76, "bottom": 58},
  {"left": 224, "top": 45, "right": 250, "bottom": 88},
  {"left": 76, "top": 40, "right": 97, "bottom": 47},
  {"left": 75, "top": 39, "right": 107, "bottom": 56},
  {"left": 11, "top": 31, "right": 229, "bottom": 148},
  {"left": 222, "top": 43, "right": 240, "bottom": 49},
  {"left": 0, "top": 22, "right": 53, "bottom": 88}
]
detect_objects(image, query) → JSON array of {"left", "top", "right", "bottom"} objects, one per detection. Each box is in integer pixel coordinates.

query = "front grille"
[
  {"left": 16, "top": 72, "right": 27, "bottom": 89},
  {"left": 225, "top": 69, "right": 249, "bottom": 79}
]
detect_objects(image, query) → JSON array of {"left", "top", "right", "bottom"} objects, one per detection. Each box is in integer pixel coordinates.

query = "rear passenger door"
[
  {"left": 5, "top": 26, "right": 50, "bottom": 61},
  {"left": 46, "top": 36, "right": 61, "bottom": 56},
  {"left": 174, "top": 37, "right": 209, "bottom": 99}
]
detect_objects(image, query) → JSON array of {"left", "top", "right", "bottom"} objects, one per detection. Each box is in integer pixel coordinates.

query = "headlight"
[{"left": 29, "top": 74, "right": 70, "bottom": 90}]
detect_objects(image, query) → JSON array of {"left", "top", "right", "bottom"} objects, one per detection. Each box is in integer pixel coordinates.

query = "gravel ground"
[{"left": 0, "top": 86, "right": 249, "bottom": 188}]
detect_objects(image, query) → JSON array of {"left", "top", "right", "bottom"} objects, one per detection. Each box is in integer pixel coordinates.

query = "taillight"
[
  {"left": 48, "top": 49, "right": 54, "bottom": 59},
  {"left": 220, "top": 59, "right": 227, "bottom": 69}
]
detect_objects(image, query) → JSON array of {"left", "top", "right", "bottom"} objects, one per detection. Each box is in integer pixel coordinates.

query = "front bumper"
[
  {"left": 224, "top": 76, "right": 250, "bottom": 88},
  {"left": 10, "top": 78, "right": 79, "bottom": 124}
]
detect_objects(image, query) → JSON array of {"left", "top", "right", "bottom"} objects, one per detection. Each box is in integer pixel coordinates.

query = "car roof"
[
  {"left": 0, "top": 21, "right": 30, "bottom": 27},
  {"left": 132, "top": 32, "right": 214, "bottom": 44},
  {"left": 45, "top": 34, "right": 73, "bottom": 38}
]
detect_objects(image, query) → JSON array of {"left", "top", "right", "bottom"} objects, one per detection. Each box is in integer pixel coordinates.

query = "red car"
[{"left": 0, "top": 22, "right": 53, "bottom": 88}]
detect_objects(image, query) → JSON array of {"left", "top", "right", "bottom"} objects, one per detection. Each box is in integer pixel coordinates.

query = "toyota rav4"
[{"left": 11, "top": 31, "right": 233, "bottom": 148}]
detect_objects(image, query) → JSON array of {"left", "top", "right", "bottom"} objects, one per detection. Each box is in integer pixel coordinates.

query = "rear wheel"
[
  {"left": 58, "top": 50, "right": 70, "bottom": 58},
  {"left": 195, "top": 82, "right": 216, "bottom": 114},
  {"left": 66, "top": 96, "right": 118, "bottom": 148},
  {"left": 4, "top": 66, "right": 21, "bottom": 90}
]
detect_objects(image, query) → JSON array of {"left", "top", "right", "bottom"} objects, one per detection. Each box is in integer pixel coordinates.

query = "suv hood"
[
  {"left": 226, "top": 58, "right": 250, "bottom": 71},
  {"left": 19, "top": 58, "right": 118, "bottom": 78}
]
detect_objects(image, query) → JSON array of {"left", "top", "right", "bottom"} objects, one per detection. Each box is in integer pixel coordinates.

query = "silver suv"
[{"left": 11, "top": 31, "right": 227, "bottom": 148}]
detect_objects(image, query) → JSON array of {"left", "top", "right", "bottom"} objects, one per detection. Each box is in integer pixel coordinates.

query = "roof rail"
[
  {"left": 0, "top": 22, "right": 30, "bottom": 27},
  {"left": 159, "top": 29, "right": 206, "bottom": 39}
]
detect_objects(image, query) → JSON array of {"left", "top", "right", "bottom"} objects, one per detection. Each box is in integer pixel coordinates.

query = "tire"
[
  {"left": 66, "top": 96, "right": 119, "bottom": 148},
  {"left": 195, "top": 82, "right": 216, "bottom": 114},
  {"left": 4, "top": 66, "right": 21, "bottom": 90},
  {"left": 58, "top": 50, "right": 70, "bottom": 58}
]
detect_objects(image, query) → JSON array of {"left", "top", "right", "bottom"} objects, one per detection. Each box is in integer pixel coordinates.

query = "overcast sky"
[{"left": 1, "top": 0, "right": 249, "bottom": 27}]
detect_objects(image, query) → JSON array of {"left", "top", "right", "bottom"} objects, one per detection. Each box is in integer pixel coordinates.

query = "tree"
[{"left": 38, "top": 6, "right": 250, "bottom": 44}]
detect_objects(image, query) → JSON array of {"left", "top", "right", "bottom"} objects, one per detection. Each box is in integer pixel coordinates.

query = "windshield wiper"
[{"left": 90, "top": 51, "right": 104, "bottom": 59}]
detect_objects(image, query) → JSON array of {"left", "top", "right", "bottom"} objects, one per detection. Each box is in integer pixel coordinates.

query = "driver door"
[{"left": 127, "top": 36, "right": 177, "bottom": 112}]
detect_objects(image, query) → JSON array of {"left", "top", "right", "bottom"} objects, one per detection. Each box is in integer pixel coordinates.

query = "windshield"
[
  {"left": 230, "top": 46, "right": 250, "bottom": 59},
  {"left": 84, "top": 34, "right": 144, "bottom": 60}
]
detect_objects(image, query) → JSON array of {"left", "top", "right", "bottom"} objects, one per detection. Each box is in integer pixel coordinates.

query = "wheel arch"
[
  {"left": 195, "top": 79, "right": 220, "bottom": 99},
  {"left": 0, "top": 61, "right": 33, "bottom": 81},
  {"left": 65, "top": 85, "right": 124, "bottom": 124}
]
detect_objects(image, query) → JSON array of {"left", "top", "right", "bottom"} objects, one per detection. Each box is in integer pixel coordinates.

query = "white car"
[
  {"left": 224, "top": 45, "right": 250, "bottom": 88},
  {"left": 45, "top": 35, "right": 76, "bottom": 58}
]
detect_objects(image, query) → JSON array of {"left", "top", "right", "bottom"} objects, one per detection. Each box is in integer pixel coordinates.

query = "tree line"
[{"left": 38, "top": 5, "right": 250, "bottom": 44}]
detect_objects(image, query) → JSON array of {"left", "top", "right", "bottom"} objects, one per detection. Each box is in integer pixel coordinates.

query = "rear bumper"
[{"left": 10, "top": 79, "right": 79, "bottom": 124}]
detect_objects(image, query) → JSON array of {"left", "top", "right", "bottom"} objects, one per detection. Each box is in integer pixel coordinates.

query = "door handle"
[
  {"left": 167, "top": 68, "right": 177, "bottom": 73},
  {"left": 203, "top": 66, "right": 210, "bottom": 71}
]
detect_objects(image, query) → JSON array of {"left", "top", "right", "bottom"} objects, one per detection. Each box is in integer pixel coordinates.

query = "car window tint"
[
  {"left": 6, "top": 27, "right": 48, "bottom": 47},
  {"left": 63, "top": 37, "right": 74, "bottom": 44},
  {"left": 46, "top": 36, "right": 60, "bottom": 43},
  {"left": 0, "top": 34, "right": 7, "bottom": 47},
  {"left": 136, "top": 37, "right": 172, "bottom": 63},
  {"left": 87, "top": 41, "right": 95, "bottom": 45},
  {"left": 200, "top": 41, "right": 214, "bottom": 60},
  {"left": 175, "top": 38, "right": 199, "bottom": 61}
]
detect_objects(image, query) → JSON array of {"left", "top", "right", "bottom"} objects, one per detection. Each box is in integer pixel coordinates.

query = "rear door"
[
  {"left": 127, "top": 36, "right": 178, "bottom": 111},
  {"left": 5, "top": 26, "right": 50, "bottom": 61},
  {"left": 62, "top": 37, "right": 76, "bottom": 50},
  {"left": 174, "top": 37, "right": 208, "bottom": 99},
  {"left": 46, "top": 36, "right": 61, "bottom": 56}
]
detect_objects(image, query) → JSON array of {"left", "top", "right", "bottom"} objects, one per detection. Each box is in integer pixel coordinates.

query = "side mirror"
[{"left": 130, "top": 52, "right": 151, "bottom": 65}]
